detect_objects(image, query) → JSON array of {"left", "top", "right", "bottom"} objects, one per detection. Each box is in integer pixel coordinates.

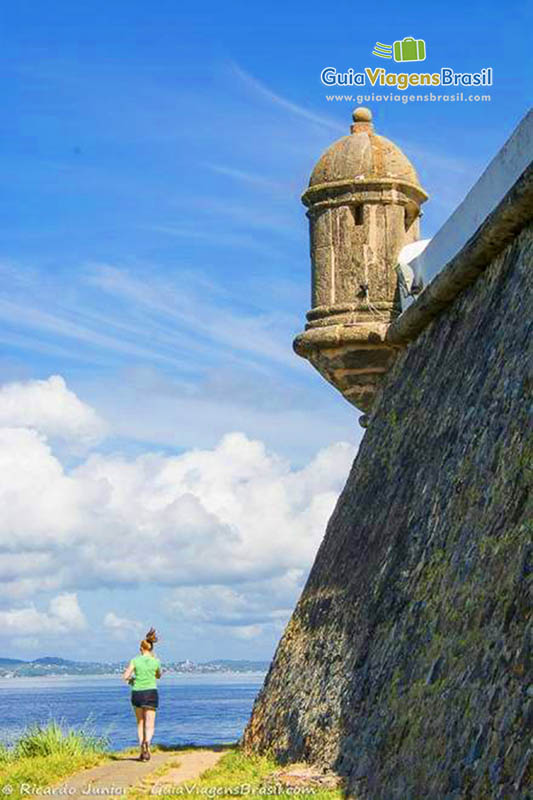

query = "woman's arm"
[
  {"left": 123, "top": 661, "right": 134, "bottom": 682},
  {"left": 155, "top": 666, "right": 162, "bottom": 679}
]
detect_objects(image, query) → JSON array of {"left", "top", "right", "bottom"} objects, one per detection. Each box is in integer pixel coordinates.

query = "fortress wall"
[{"left": 243, "top": 169, "right": 532, "bottom": 799}]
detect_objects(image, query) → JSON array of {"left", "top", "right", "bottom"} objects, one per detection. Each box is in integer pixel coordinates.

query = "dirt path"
[
  {"left": 150, "top": 749, "right": 224, "bottom": 793},
  {"left": 53, "top": 747, "right": 225, "bottom": 798}
]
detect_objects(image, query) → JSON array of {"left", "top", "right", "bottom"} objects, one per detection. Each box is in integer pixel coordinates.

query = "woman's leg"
[
  {"left": 134, "top": 708, "right": 145, "bottom": 745},
  {"left": 144, "top": 709, "right": 156, "bottom": 745}
]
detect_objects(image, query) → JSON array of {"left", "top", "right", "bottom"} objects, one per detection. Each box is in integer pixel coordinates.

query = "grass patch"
[
  {"left": 13, "top": 720, "right": 108, "bottom": 759},
  {"left": 137, "top": 748, "right": 343, "bottom": 800},
  {"left": 0, "top": 752, "right": 105, "bottom": 799},
  {"left": 192, "top": 748, "right": 275, "bottom": 787},
  {"left": 0, "top": 721, "right": 109, "bottom": 800}
]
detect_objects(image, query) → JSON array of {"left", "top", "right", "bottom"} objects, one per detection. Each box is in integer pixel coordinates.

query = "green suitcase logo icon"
[{"left": 393, "top": 37, "right": 426, "bottom": 62}]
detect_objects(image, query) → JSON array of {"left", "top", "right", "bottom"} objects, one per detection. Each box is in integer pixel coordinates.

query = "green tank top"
[{"left": 131, "top": 654, "right": 160, "bottom": 690}]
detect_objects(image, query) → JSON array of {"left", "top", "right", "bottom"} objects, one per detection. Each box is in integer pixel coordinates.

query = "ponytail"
[{"left": 140, "top": 627, "right": 158, "bottom": 652}]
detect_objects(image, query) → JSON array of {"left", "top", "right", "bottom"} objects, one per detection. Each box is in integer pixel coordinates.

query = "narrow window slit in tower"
[{"left": 352, "top": 205, "right": 364, "bottom": 225}]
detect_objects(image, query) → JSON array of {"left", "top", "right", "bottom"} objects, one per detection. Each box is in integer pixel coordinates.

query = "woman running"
[{"left": 122, "top": 627, "right": 161, "bottom": 761}]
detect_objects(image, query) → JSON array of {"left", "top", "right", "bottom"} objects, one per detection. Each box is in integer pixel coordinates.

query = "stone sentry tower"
[{"left": 293, "top": 108, "right": 427, "bottom": 421}]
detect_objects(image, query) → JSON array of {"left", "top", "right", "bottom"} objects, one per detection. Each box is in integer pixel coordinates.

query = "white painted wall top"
[{"left": 401, "top": 109, "right": 533, "bottom": 311}]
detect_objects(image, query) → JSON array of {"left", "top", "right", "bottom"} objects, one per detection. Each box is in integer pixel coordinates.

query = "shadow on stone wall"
[{"left": 244, "top": 224, "right": 532, "bottom": 800}]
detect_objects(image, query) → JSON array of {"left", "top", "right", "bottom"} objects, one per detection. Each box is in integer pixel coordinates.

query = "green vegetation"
[
  {"left": 12, "top": 720, "right": 108, "bottom": 759},
  {"left": 138, "top": 748, "right": 343, "bottom": 800},
  {"left": 1, "top": 730, "right": 342, "bottom": 800},
  {"left": 0, "top": 721, "right": 109, "bottom": 800}
]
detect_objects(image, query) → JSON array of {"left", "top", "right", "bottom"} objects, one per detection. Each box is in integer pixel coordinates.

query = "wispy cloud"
[
  {"left": 150, "top": 223, "right": 288, "bottom": 258},
  {"left": 203, "top": 163, "right": 287, "bottom": 192},
  {"left": 399, "top": 140, "right": 481, "bottom": 177},
  {"left": 167, "top": 193, "right": 301, "bottom": 239},
  {"left": 0, "top": 49, "right": 360, "bottom": 468},
  {"left": 0, "top": 251, "right": 309, "bottom": 379},
  {"left": 229, "top": 62, "right": 344, "bottom": 134},
  {"left": 0, "top": 296, "right": 194, "bottom": 370},
  {"left": 86, "top": 264, "right": 299, "bottom": 369}
]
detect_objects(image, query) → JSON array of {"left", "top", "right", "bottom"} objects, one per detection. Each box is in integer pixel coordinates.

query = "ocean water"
[{"left": 0, "top": 673, "right": 265, "bottom": 751}]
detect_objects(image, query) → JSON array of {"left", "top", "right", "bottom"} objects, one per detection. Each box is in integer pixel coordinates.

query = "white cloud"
[
  {"left": 0, "top": 375, "right": 107, "bottom": 445},
  {"left": 0, "top": 254, "right": 358, "bottom": 465},
  {"left": 65, "top": 431, "right": 353, "bottom": 591},
  {"left": 0, "top": 593, "right": 87, "bottom": 635},
  {"left": 104, "top": 612, "right": 144, "bottom": 639},
  {"left": 0, "top": 376, "right": 356, "bottom": 639},
  {"left": 169, "top": 577, "right": 300, "bottom": 641},
  {"left": 230, "top": 625, "right": 263, "bottom": 640},
  {"left": 0, "top": 427, "right": 89, "bottom": 550}
]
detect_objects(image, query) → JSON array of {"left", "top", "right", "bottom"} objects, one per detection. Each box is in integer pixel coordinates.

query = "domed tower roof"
[
  {"left": 294, "top": 107, "right": 429, "bottom": 418},
  {"left": 303, "top": 108, "right": 426, "bottom": 206}
]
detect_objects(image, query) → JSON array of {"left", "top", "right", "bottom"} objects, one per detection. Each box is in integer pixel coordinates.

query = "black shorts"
[{"left": 131, "top": 689, "right": 159, "bottom": 709}]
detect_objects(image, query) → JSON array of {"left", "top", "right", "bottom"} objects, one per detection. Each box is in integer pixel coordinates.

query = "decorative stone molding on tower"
[{"left": 293, "top": 108, "right": 428, "bottom": 417}]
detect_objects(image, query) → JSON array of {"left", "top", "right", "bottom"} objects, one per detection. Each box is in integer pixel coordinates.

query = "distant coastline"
[{"left": 0, "top": 656, "right": 270, "bottom": 679}]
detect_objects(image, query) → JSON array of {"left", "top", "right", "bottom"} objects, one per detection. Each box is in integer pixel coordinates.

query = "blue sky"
[{"left": 0, "top": 0, "right": 530, "bottom": 663}]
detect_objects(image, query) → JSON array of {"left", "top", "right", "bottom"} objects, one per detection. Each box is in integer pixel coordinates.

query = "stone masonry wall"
[{"left": 243, "top": 222, "right": 532, "bottom": 800}]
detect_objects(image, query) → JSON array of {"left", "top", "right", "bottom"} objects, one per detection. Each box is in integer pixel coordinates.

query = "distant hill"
[
  {"left": 0, "top": 657, "right": 268, "bottom": 678},
  {"left": 205, "top": 660, "right": 270, "bottom": 671}
]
